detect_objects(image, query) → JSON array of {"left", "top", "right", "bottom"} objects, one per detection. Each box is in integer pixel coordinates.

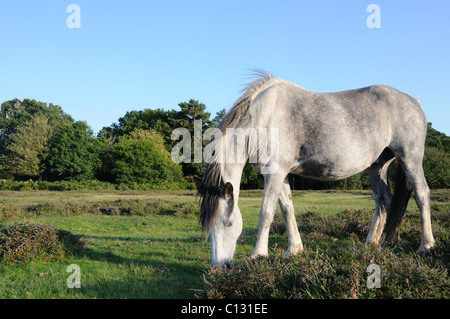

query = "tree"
[
  {"left": 422, "top": 123, "right": 450, "bottom": 188},
  {"left": 0, "top": 99, "right": 72, "bottom": 150},
  {"left": 45, "top": 121, "right": 101, "bottom": 181},
  {"left": 175, "top": 99, "right": 211, "bottom": 129},
  {"left": 423, "top": 146, "right": 450, "bottom": 189},
  {"left": 211, "top": 108, "right": 227, "bottom": 128},
  {"left": 111, "top": 129, "right": 184, "bottom": 185},
  {"left": 105, "top": 108, "right": 178, "bottom": 151},
  {"left": 240, "top": 163, "right": 264, "bottom": 189},
  {"left": 173, "top": 99, "right": 213, "bottom": 178},
  {"left": 426, "top": 122, "right": 450, "bottom": 153},
  {"left": 0, "top": 115, "right": 51, "bottom": 179},
  {"left": 94, "top": 132, "right": 117, "bottom": 183}
]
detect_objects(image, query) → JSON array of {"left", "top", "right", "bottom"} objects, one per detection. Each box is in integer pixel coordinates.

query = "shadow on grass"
[{"left": 69, "top": 232, "right": 209, "bottom": 298}]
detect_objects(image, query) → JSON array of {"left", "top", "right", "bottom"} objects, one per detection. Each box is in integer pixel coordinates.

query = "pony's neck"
[
  {"left": 221, "top": 161, "right": 245, "bottom": 190},
  {"left": 219, "top": 131, "right": 248, "bottom": 200}
]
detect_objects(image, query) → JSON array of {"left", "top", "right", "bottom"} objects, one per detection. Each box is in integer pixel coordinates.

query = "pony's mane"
[
  {"left": 219, "top": 70, "right": 274, "bottom": 130},
  {"left": 198, "top": 70, "right": 273, "bottom": 234}
]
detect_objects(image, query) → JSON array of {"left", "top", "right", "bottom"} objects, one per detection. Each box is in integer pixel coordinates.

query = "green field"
[{"left": 0, "top": 189, "right": 447, "bottom": 299}]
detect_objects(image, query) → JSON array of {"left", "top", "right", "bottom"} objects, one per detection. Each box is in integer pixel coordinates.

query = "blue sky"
[{"left": 1, "top": 1, "right": 449, "bottom": 135}]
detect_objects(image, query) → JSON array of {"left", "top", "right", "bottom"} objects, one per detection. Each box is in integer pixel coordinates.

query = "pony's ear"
[
  {"left": 194, "top": 177, "right": 203, "bottom": 194},
  {"left": 224, "top": 182, "right": 233, "bottom": 199}
]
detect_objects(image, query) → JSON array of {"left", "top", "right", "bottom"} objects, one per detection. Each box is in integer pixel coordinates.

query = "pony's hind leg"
[
  {"left": 366, "top": 149, "right": 395, "bottom": 245},
  {"left": 278, "top": 177, "right": 303, "bottom": 257},
  {"left": 397, "top": 157, "right": 435, "bottom": 252}
]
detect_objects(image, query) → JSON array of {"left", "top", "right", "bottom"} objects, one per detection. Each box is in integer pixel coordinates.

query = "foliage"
[
  {"left": 211, "top": 108, "right": 227, "bottom": 128},
  {"left": 0, "top": 115, "right": 52, "bottom": 179},
  {"left": 105, "top": 100, "right": 214, "bottom": 179},
  {"left": 175, "top": 99, "right": 211, "bottom": 129},
  {"left": 0, "top": 97, "right": 448, "bottom": 190},
  {"left": 174, "top": 99, "right": 212, "bottom": 178},
  {"left": 0, "top": 99, "right": 72, "bottom": 149},
  {"left": 0, "top": 99, "right": 72, "bottom": 179},
  {"left": 110, "top": 129, "right": 184, "bottom": 184},
  {"left": 106, "top": 108, "right": 177, "bottom": 149},
  {"left": 240, "top": 163, "right": 264, "bottom": 189},
  {"left": 45, "top": 121, "right": 102, "bottom": 181},
  {"left": 426, "top": 122, "right": 450, "bottom": 153},
  {"left": 423, "top": 146, "right": 450, "bottom": 189},
  {"left": 0, "top": 179, "right": 193, "bottom": 192}
]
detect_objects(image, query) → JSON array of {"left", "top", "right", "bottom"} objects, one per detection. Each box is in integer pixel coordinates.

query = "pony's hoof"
[
  {"left": 248, "top": 252, "right": 268, "bottom": 260},
  {"left": 283, "top": 245, "right": 304, "bottom": 258},
  {"left": 417, "top": 242, "right": 435, "bottom": 254}
]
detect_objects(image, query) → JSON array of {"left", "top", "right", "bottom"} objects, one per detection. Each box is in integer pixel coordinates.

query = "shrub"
[
  {"left": 423, "top": 146, "right": 450, "bottom": 188},
  {"left": 174, "top": 202, "right": 198, "bottom": 218},
  {"left": 201, "top": 206, "right": 449, "bottom": 299},
  {"left": 0, "top": 205, "right": 20, "bottom": 223},
  {"left": 45, "top": 121, "right": 101, "bottom": 181},
  {"left": 201, "top": 245, "right": 449, "bottom": 299},
  {"left": 0, "top": 179, "right": 192, "bottom": 191},
  {"left": 0, "top": 223, "right": 85, "bottom": 264},
  {"left": 0, "top": 197, "right": 200, "bottom": 223},
  {"left": 111, "top": 129, "right": 184, "bottom": 185}
]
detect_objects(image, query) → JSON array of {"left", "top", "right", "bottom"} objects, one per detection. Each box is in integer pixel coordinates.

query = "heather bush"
[
  {"left": 201, "top": 205, "right": 449, "bottom": 299},
  {"left": 202, "top": 244, "right": 449, "bottom": 299},
  {"left": 0, "top": 198, "right": 199, "bottom": 222},
  {"left": 0, "top": 223, "right": 85, "bottom": 264}
]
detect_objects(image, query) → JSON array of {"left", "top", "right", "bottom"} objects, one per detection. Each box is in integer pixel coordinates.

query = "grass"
[
  {"left": 0, "top": 191, "right": 207, "bottom": 298},
  {"left": 0, "top": 213, "right": 207, "bottom": 298},
  {"left": 0, "top": 189, "right": 448, "bottom": 299}
]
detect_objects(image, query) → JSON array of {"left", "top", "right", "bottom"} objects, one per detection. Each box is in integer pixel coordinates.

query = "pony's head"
[{"left": 196, "top": 164, "right": 242, "bottom": 268}]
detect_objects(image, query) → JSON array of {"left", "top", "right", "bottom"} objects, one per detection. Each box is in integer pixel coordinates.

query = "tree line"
[{"left": 0, "top": 98, "right": 448, "bottom": 190}]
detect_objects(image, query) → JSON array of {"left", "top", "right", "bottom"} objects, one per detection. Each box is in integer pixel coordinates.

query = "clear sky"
[{"left": 1, "top": 1, "right": 449, "bottom": 135}]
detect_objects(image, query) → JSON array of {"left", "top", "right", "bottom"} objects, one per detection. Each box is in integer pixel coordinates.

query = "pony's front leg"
[{"left": 251, "top": 174, "right": 284, "bottom": 258}]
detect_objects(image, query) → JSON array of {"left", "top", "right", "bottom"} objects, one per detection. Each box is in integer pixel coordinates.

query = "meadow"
[{"left": 0, "top": 189, "right": 448, "bottom": 299}]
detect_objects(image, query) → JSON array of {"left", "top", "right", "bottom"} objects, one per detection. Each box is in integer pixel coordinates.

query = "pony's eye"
[{"left": 226, "top": 221, "right": 233, "bottom": 227}]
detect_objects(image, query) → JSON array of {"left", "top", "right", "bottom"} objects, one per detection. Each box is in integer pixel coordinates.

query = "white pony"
[{"left": 196, "top": 71, "right": 435, "bottom": 267}]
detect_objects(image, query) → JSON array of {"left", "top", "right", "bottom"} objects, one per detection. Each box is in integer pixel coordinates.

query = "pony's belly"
[
  {"left": 291, "top": 158, "right": 368, "bottom": 181},
  {"left": 289, "top": 141, "right": 382, "bottom": 181}
]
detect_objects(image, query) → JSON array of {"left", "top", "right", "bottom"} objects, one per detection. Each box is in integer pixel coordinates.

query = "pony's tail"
[{"left": 382, "top": 165, "right": 413, "bottom": 242}]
